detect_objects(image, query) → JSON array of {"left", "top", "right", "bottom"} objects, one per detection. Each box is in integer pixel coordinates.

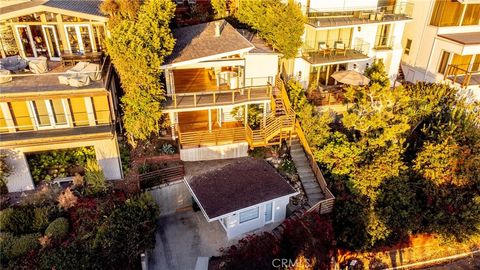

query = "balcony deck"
[
  {"left": 307, "top": 13, "right": 411, "bottom": 28},
  {"left": 0, "top": 125, "right": 113, "bottom": 147},
  {"left": 303, "top": 50, "right": 370, "bottom": 65},
  {"left": 173, "top": 68, "right": 229, "bottom": 94},
  {"left": 447, "top": 74, "right": 480, "bottom": 87},
  {"left": 0, "top": 61, "right": 105, "bottom": 95}
]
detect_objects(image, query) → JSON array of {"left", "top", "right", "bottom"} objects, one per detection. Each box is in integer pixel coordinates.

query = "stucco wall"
[
  {"left": 180, "top": 142, "right": 249, "bottom": 161},
  {"left": 244, "top": 54, "right": 279, "bottom": 86},
  {"left": 221, "top": 195, "right": 291, "bottom": 239},
  {"left": 148, "top": 180, "right": 192, "bottom": 216},
  {"left": 297, "top": 0, "right": 378, "bottom": 12},
  {"left": 4, "top": 136, "right": 122, "bottom": 192}
]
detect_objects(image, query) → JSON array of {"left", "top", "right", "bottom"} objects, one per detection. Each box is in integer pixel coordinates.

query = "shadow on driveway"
[{"left": 148, "top": 211, "right": 233, "bottom": 270}]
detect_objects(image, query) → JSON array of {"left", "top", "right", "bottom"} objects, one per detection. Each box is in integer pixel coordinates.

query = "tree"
[
  {"left": 236, "top": 0, "right": 305, "bottom": 58},
  {"left": 211, "top": 0, "right": 228, "bottom": 18},
  {"left": 0, "top": 153, "right": 11, "bottom": 194},
  {"left": 102, "top": 0, "right": 175, "bottom": 143},
  {"left": 364, "top": 61, "right": 390, "bottom": 89}
]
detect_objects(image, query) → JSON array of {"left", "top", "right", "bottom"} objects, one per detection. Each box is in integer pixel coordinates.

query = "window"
[
  {"left": 29, "top": 99, "right": 69, "bottom": 129},
  {"left": 239, "top": 207, "right": 259, "bottom": 224},
  {"left": 404, "top": 39, "right": 412, "bottom": 55},
  {"left": 430, "top": 0, "right": 463, "bottom": 26},
  {"left": 462, "top": 4, "right": 480, "bottom": 26},
  {"left": 437, "top": 51, "right": 451, "bottom": 74},
  {"left": 264, "top": 202, "right": 273, "bottom": 223}
]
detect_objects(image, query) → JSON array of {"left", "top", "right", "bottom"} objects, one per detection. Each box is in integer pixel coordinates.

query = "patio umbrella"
[{"left": 330, "top": 70, "right": 370, "bottom": 86}]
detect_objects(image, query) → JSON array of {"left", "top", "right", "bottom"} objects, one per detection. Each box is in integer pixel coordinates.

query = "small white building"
[
  {"left": 185, "top": 158, "right": 298, "bottom": 239},
  {"left": 400, "top": 0, "right": 480, "bottom": 100}
]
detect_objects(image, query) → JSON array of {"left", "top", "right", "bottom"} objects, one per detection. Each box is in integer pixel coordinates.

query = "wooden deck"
[
  {"left": 173, "top": 68, "right": 229, "bottom": 93},
  {"left": 177, "top": 110, "right": 242, "bottom": 132}
]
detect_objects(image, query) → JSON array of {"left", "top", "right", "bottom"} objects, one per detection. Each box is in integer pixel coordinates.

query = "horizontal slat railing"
[
  {"left": 444, "top": 64, "right": 478, "bottom": 88},
  {"left": 139, "top": 165, "right": 185, "bottom": 190},
  {"left": 178, "top": 127, "right": 246, "bottom": 148},
  {"left": 167, "top": 85, "right": 273, "bottom": 109}
]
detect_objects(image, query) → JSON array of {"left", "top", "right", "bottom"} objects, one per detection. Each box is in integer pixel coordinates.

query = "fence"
[{"left": 139, "top": 165, "right": 185, "bottom": 190}]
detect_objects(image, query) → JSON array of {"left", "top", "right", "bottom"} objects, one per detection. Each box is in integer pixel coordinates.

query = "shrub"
[
  {"left": 93, "top": 193, "right": 158, "bottom": 267},
  {"left": 0, "top": 153, "right": 11, "bottom": 194},
  {"left": 279, "top": 159, "right": 296, "bottom": 174},
  {"left": 45, "top": 217, "right": 69, "bottom": 240},
  {"left": 8, "top": 233, "right": 41, "bottom": 259},
  {"left": 84, "top": 159, "right": 108, "bottom": 196},
  {"left": 0, "top": 232, "right": 14, "bottom": 264},
  {"left": 3, "top": 206, "right": 34, "bottom": 234},
  {"left": 160, "top": 143, "right": 175, "bottom": 155},
  {"left": 39, "top": 240, "right": 102, "bottom": 270},
  {"left": 20, "top": 185, "right": 62, "bottom": 207},
  {"left": 32, "top": 206, "right": 53, "bottom": 232},
  {"left": 58, "top": 188, "right": 78, "bottom": 210},
  {"left": 0, "top": 208, "right": 14, "bottom": 231}
]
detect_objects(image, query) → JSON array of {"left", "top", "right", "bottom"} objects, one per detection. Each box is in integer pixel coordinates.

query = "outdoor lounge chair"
[
  {"left": 83, "top": 63, "right": 101, "bottom": 81},
  {"left": 0, "top": 56, "right": 28, "bottom": 72},
  {"left": 334, "top": 42, "right": 347, "bottom": 56},
  {"left": 58, "top": 61, "right": 92, "bottom": 87},
  {"left": 28, "top": 56, "right": 48, "bottom": 74},
  {"left": 318, "top": 42, "right": 332, "bottom": 57}
]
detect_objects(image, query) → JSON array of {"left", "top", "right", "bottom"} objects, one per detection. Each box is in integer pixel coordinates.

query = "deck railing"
[
  {"left": 139, "top": 165, "right": 185, "bottom": 190},
  {"left": 306, "top": 2, "right": 414, "bottom": 21},
  {"left": 178, "top": 126, "right": 246, "bottom": 148},
  {"left": 166, "top": 85, "right": 273, "bottom": 109},
  {"left": 444, "top": 64, "right": 480, "bottom": 88}
]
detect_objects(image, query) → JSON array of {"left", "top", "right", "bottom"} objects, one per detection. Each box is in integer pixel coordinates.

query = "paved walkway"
[
  {"left": 422, "top": 253, "right": 480, "bottom": 269},
  {"left": 290, "top": 139, "right": 325, "bottom": 205},
  {"left": 148, "top": 211, "right": 231, "bottom": 270}
]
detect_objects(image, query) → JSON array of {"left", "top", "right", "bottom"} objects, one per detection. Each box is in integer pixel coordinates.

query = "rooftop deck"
[
  {"left": 173, "top": 68, "right": 228, "bottom": 94},
  {"left": 0, "top": 60, "right": 106, "bottom": 94}
]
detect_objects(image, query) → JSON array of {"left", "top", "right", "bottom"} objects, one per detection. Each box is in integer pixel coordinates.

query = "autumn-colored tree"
[{"left": 102, "top": 0, "right": 175, "bottom": 143}]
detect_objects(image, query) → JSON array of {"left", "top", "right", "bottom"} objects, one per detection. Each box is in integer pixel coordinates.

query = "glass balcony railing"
[
  {"left": 373, "top": 35, "right": 395, "bottom": 50},
  {"left": 306, "top": 2, "right": 414, "bottom": 27},
  {"left": 301, "top": 39, "right": 371, "bottom": 64}
]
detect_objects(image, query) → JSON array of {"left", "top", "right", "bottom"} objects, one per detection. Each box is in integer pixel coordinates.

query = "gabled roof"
[
  {"left": 186, "top": 158, "right": 297, "bottom": 220},
  {"left": 0, "top": 0, "right": 105, "bottom": 21},
  {"left": 163, "top": 20, "right": 255, "bottom": 67}
]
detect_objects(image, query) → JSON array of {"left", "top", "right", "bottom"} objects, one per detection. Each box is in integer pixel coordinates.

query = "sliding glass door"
[
  {"left": 42, "top": 25, "right": 61, "bottom": 60},
  {"left": 14, "top": 25, "right": 36, "bottom": 57},
  {"left": 29, "top": 99, "right": 70, "bottom": 129},
  {"left": 64, "top": 25, "right": 94, "bottom": 53}
]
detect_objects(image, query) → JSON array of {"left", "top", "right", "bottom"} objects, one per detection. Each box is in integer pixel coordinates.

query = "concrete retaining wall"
[
  {"left": 180, "top": 142, "right": 249, "bottom": 161},
  {"left": 148, "top": 180, "right": 192, "bottom": 216}
]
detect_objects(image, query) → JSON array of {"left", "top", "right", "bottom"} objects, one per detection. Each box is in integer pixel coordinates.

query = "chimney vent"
[{"left": 215, "top": 21, "right": 221, "bottom": 37}]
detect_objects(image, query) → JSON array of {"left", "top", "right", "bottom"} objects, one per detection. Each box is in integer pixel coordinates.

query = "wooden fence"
[
  {"left": 139, "top": 165, "right": 185, "bottom": 190},
  {"left": 178, "top": 127, "right": 246, "bottom": 148}
]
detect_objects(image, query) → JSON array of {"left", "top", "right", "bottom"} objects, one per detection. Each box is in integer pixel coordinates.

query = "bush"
[
  {"left": 279, "top": 159, "right": 296, "bottom": 174},
  {"left": 8, "top": 233, "right": 41, "bottom": 259},
  {"left": 0, "top": 232, "right": 14, "bottom": 264},
  {"left": 0, "top": 208, "right": 14, "bottom": 231},
  {"left": 84, "top": 159, "right": 108, "bottom": 196},
  {"left": 45, "top": 217, "right": 69, "bottom": 240},
  {"left": 32, "top": 206, "right": 53, "bottom": 232},
  {"left": 0, "top": 154, "right": 11, "bottom": 194},
  {"left": 3, "top": 206, "right": 34, "bottom": 234},
  {"left": 39, "top": 240, "right": 102, "bottom": 270}
]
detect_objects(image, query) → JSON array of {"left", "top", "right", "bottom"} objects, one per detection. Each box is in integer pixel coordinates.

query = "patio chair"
[
  {"left": 28, "top": 56, "right": 48, "bottom": 74},
  {"left": 318, "top": 42, "right": 332, "bottom": 57},
  {"left": 68, "top": 74, "right": 91, "bottom": 87},
  {"left": 334, "top": 42, "right": 347, "bottom": 56}
]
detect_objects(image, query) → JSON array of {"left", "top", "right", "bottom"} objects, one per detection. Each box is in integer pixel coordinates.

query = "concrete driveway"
[{"left": 148, "top": 210, "right": 233, "bottom": 270}]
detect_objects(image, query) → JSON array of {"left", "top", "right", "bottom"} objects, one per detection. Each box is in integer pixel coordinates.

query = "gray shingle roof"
[
  {"left": 164, "top": 20, "right": 254, "bottom": 65},
  {"left": 43, "top": 0, "right": 104, "bottom": 17},
  {"left": 188, "top": 158, "right": 297, "bottom": 219},
  {"left": 0, "top": 0, "right": 104, "bottom": 18}
]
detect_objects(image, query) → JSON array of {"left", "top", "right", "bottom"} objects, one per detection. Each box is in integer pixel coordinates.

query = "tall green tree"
[
  {"left": 102, "top": 0, "right": 175, "bottom": 143},
  {"left": 236, "top": 0, "right": 305, "bottom": 58}
]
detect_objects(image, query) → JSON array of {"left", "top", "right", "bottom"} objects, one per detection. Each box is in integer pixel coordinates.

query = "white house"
[
  {"left": 400, "top": 0, "right": 480, "bottom": 100},
  {"left": 288, "top": 0, "right": 413, "bottom": 89},
  {"left": 184, "top": 158, "right": 298, "bottom": 239}
]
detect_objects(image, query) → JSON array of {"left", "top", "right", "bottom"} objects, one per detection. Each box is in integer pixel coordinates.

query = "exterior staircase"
[
  {"left": 290, "top": 139, "right": 325, "bottom": 205},
  {"left": 245, "top": 96, "right": 295, "bottom": 148}
]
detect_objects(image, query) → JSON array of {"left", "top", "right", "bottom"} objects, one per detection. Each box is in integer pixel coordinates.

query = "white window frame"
[
  {"left": 238, "top": 206, "right": 259, "bottom": 224},
  {"left": 42, "top": 25, "right": 62, "bottom": 60},
  {"left": 14, "top": 25, "right": 37, "bottom": 58},
  {"left": 29, "top": 99, "right": 71, "bottom": 130},
  {"left": 64, "top": 24, "right": 95, "bottom": 53}
]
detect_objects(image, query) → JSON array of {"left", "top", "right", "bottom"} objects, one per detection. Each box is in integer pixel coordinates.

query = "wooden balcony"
[
  {"left": 164, "top": 86, "right": 273, "bottom": 110},
  {"left": 444, "top": 65, "right": 480, "bottom": 88}
]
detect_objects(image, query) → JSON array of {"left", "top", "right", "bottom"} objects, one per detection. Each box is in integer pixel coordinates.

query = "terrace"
[
  {"left": 0, "top": 59, "right": 108, "bottom": 95},
  {"left": 306, "top": 2, "right": 413, "bottom": 28},
  {"left": 445, "top": 64, "right": 480, "bottom": 88},
  {"left": 301, "top": 40, "right": 370, "bottom": 65}
]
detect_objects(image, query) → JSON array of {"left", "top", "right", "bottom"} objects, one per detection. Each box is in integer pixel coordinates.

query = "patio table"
[{"left": 61, "top": 52, "right": 103, "bottom": 66}]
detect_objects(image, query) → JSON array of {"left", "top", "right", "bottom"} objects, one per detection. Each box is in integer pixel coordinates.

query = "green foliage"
[
  {"left": 104, "top": 0, "right": 176, "bottom": 142},
  {"left": 0, "top": 208, "right": 14, "bottom": 232},
  {"left": 248, "top": 147, "right": 268, "bottom": 159},
  {"left": 364, "top": 61, "right": 390, "bottom": 89},
  {"left": 26, "top": 147, "right": 95, "bottom": 184},
  {"left": 45, "top": 217, "right": 69, "bottom": 240},
  {"left": 7, "top": 233, "right": 41, "bottom": 260},
  {"left": 119, "top": 140, "right": 131, "bottom": 174},
  {"left": 93, "top": 193, "right": 159, "bottom": 266},
  {"left": 231, "top": 104, "right": 263, "bottom": 129},
  {"left": 39, "top": 240, "right": 102, "bottom": 270},
  {"left": 84, "top": 159, "right": 108, "bottom": 196},
  {"left": 1, "top": 206, "right": 34, "bottom": 234},
  {"left": 32, "top": 206, "right": 54, "bottom": 232},
  {"left": 0, "top": 153, "right": 11, "bottom": 194},
  {"left": 333, "top": 198, "right": 370, "bottom": 250},
  {"left": 211, "top": 0, "right": 228, "bottom": 18},
  {"left": 0, "top": 232, "right": 14, "bottom": 264},
  {"left": 279, "top": 159, "right": 296, "bottom": 174},
  {"left": 236, "top": 0, "right": 305, "bottom": 58},
  {"left": 160, "top": 143, "right": 176, "bottom": 155}
]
